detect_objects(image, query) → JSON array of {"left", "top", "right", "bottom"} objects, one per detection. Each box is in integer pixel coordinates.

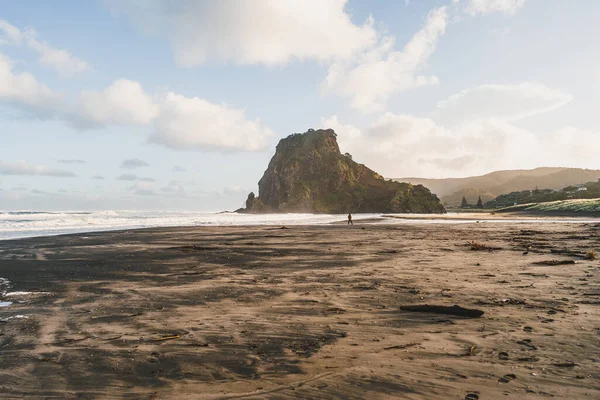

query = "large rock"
[{"left": 242, "top": 129, "right": 445, "bottom": 214}]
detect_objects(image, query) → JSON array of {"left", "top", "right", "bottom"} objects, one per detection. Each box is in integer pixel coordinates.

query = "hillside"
[
  {"left": 440, "top": 188, "right": 497, "bottom": 208},
  {"left": 486, "top": 179, "right": 600, "bottom": 208},
  {"left": 395, "top": 168, "right": 600, "bottom": 207},
  {"left": 495, "top": 199, "right": 600, "bottom": 216},
  {"left": 241, "top": 129, "right": 445, "bottom": 214}
]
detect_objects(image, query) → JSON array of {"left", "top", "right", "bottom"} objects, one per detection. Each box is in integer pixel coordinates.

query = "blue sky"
[{"left": 1, "top": 0, "right": 599, "bottom": 211}]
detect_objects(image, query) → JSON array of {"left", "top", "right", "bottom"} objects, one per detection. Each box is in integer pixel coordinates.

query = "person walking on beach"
[{"left": 348, "top": 213, "right": 353, "bottom": 225}]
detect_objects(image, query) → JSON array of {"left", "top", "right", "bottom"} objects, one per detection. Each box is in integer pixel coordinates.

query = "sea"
[
  {"left": 0, "top": 210, "right": 380, "bottom": 240},
  {"left": 1, "top": 210, "right": 598, "bottom": 241}
]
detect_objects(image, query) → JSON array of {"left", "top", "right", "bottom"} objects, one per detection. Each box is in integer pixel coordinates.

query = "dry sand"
[{"left": 0, "top": 221, "right": 599, "bottom": 399}]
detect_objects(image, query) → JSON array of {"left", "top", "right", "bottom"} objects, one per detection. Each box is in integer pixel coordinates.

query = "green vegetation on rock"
[{"left": 242, "top": 129, "right": 445, "bottom": 214}]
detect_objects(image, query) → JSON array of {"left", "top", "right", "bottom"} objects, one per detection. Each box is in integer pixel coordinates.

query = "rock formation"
[{"left": 241, "top": 129, "right": 445, "bottom": 214}]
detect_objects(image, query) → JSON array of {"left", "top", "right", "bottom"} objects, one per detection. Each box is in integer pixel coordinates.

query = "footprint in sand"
[
  {"left": 498, "top": 373, "right": 517, "bottom": 383},
  {"left": 523, "top": 326, "right": 533, "bottom": 332},
  {"left": 465, "top": 394, "right": 479, "bottom": 400},
  {"left": 517, "top": 356, "right": 540, "bottom": 362},
  {"left": 498, "top": 351, "right": 509, "bottom": 360},
  {"left": 517, "top": 339, "right": 537, "bottom": 350}
]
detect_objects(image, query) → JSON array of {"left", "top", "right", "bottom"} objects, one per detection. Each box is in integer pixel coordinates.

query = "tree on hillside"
[
  {"left": 476, "top": 196, "right": 484, "bottom": 208},
  {"left": 461, "top": 196, "right": 469, "bottom": 208}
]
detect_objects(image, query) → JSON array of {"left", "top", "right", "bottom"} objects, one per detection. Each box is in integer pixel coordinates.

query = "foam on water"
[
  {"left": 0, "top": 315, "right": 27, "bottom": 322},
  {"left": 4, "top": 291, "right": 52, "bottom": 297},
  {"left": 0, "top": 210, "right": 382, "bottom": 240},
  {"left": 0, "top": 277, "right": 12, "bottom": 308},
  {"left": 0, "top": 210, "right": 598, "bottom": 241},
  {"left": 0, "top": 277, "right": 10, "bottom": 295}
]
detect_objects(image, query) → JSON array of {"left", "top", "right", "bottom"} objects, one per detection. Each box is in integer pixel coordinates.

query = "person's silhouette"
[{"left": 347, "top": 213, "right": 353, "bottom": 225}]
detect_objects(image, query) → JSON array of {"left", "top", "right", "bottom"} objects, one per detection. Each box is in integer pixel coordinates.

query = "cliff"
[{"left": 242, "top": 129, "right": 445, "bottom": 214}]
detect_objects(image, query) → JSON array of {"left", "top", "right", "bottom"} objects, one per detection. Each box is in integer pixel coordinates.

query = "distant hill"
[
  {"left": 241, "top": 129, "right": 445, "bottom": 214},
  {"left": 486, "top": 179, "right": 600, "bottom": 208},
  {"left": 395, "top": 168, "right": 600, "bottom": 207},
  {"left": 441, "top": 188, "right": 497, "bottom": 208},
  {"left": 495, "top": 198, "right": 600, "bottom": 216}
]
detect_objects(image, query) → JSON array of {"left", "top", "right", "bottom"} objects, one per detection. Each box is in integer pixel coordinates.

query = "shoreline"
[
  {"left": 1, "top": 223, "right": 599, "bottom": 398},
  {"left": 384, "top": 211, "right": 600, "bottom": 221},
  {"left": 2, "top": 211, "right": 599, "bottom": 242},
  {"left": 495, "top": 210, "right": 600, "bottom": 218}
]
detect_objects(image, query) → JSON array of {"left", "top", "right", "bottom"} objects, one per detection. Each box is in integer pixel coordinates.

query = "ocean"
[
  {"left": 0, "top": 210, "right": 381, "bottom": 240},
  {"left": 1, "top": 210, "right": 598, "bottom": 241}
]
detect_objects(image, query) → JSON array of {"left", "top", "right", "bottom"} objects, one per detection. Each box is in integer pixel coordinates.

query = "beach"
[{"left": 0, "top": 221, "right": 599, "bottom": 399}]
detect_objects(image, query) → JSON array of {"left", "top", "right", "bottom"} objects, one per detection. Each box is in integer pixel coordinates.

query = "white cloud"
[
  {"left": 116, "top": 173, "right": 154, "bottom": 182},
  {"left": 434, "top": 82, "right": 573, "bottom": 126},
  {"left": 58, "top": 159, "right": 85, "bottom": 164},
  {"left": 1, "top": 56, "right": 273, "bottom": 152},
  {"left": 71, "top": 81, "right": 273, "bottom": 152},
  {"left": 25, "top": 33, "right": 91, "bottom": 76},
  {"left": 323, "top": 7, "right": 447, "bottom": 112},
  {"left": 0, "top": 19, "right": 91, "bottom": 76},
  {"left": 105, "top": 0, "right": 376, "bottom": 66},
  {"left": 0, "top": 52, "right": 63, "bottom": 116},
  {"left": 117, "top": 173, "right": 138, "bottom": 181},
  {"left": 0, "top": 20, "right": 22, "bottom": 45},
  {"left": 151, "top": 92, "right": 273, "bottom": 151},
  {"left": 121, "top": 158, "right": 150, "bottom": 169},
  {"left": 463, "top": 0, "right": 526, "bottom": 16},
  {"left": 128, "top": 181, "right": 156, "bottom": 196},
  {"left": 489, "top": 26, "right": 512, "bottom": 37},
  {"left": 1, "top": 18, "right": 274, "bottom": 153},
  {"left": 322, "top": 81, "right": 594, "bottom": 178},
  {"left": 161, "top": 181, "right": 186, "bottom": 196},
  {"left": 544, "top": 127, "right": 600, "bottom": 168},
  {"left": 324, "top": 113, "right": 564, "bottom": 178},
  {"left": 77, "top": 79, "right": 159, "bottom": 126},
  {"left": 70, "top": 79, "right": 272, "bottom": 152},
  {"left": 0, "top": 160, "right": 76, "bottom": 177}
]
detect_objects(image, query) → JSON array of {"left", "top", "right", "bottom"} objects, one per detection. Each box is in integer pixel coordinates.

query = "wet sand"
[{"left": 0, "top": 222, "right": 599, "bottom": 399}]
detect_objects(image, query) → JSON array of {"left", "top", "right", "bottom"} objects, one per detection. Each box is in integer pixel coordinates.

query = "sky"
[{"left": 1, "top": 0, "right": 599, "bottom": 211}]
